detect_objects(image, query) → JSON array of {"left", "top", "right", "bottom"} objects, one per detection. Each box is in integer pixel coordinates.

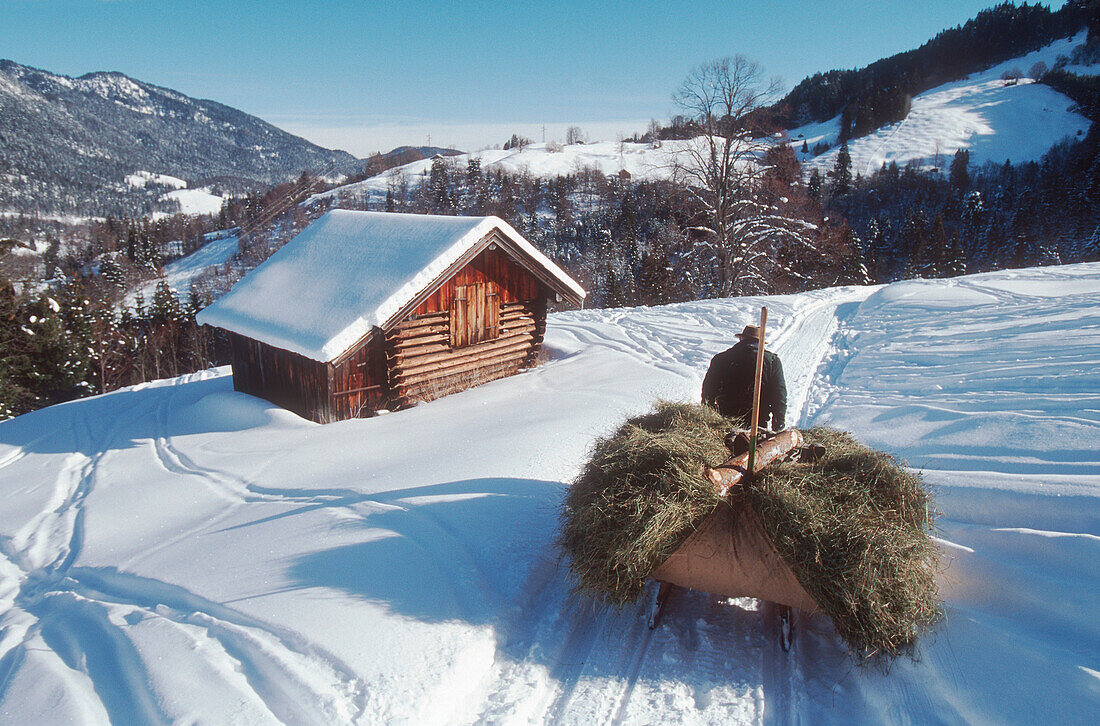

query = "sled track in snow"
[{"left": 0, "top": 381, "right": 371, "bottom": 724}]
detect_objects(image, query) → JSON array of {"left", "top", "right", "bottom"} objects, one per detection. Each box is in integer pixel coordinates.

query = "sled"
[{"left": 648, "top": 428, "right": 821, "bottom": 627}]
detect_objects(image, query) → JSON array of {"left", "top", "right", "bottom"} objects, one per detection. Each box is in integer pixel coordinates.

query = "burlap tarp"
[{"left": 651, "top": 492, "right": 819, "bottom": 612}]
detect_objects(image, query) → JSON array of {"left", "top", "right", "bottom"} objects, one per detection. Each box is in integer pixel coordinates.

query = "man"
[{"left": 702, "top": 324, "right": 787, "bottom": 431}]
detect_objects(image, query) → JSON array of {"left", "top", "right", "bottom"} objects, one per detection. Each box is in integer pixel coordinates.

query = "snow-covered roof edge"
[
  {"left": 198, "top": 213, "right": 585, "bottom": 363},
  {"left": 332, "top": 215, "right": 586, "bottom": 359}
]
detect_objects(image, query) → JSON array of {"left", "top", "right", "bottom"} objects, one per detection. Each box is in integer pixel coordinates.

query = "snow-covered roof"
[{"left": 196, "top": 210, "right": 586, "bottom": 362}]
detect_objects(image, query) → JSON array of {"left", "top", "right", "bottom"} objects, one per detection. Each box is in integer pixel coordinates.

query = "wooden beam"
[
  {"left": 332, "top": 383, "right": 383, "bottom": 397},
  {"left": 395, "top": 357, "right": 526, "bottom": 396}
]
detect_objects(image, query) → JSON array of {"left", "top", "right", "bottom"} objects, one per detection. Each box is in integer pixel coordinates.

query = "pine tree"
[
  {"left": 900, "top": 210, "right": 927, "bottom": 278},
  {"left": 945, "top": 234, "right": 967, "bottom": 277},
  {"left": 150, "top": 279, "right": 182, "bottom": 324},
  {"left": 829, "top": 142, "right": 852, "bottom": 196},
  {"left": 837, "top": 227, "right": 873, "bottom": 285},
  {"left": 428, "top": 157, "right": 453, "bottom": 213},
  {"left": 0, "top": 280, "right": 34, "bottom": 418},
  {"left": 949, "top": 149, "right": 971, "bottom": 192},
  {"left": 808, "top": 168, "right": 822, "bottom": 201}
]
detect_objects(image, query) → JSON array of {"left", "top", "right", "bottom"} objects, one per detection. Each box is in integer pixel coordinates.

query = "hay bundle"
[
  {"left": 559, "top": 401, "right": 943, "bottom": 660},
  {"left": 559, "top": 401, "right": 731, "bottom": 606}
]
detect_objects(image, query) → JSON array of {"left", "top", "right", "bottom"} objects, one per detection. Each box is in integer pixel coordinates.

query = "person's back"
[{"left": 702, "top": 326, "right": 787, "bottom": 430}]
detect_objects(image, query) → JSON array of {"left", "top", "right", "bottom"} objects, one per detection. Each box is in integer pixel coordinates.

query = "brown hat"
[{"left": 736, "top": 324, "right": 761, "bottom": 341}]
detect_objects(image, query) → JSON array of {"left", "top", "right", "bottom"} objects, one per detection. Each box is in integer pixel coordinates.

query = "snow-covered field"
[
  {"left": 1, "top": 263, "right": 1098, "bottom": 724},
  {"left": 161, "top": 187, "right": 227, "bottom": 217},
  {"left": 795, "top": 32, "right": 1095, "bottom": 176},
  {"left": 124, "top": 170, "right": 229, "bottom": 218},
  {"left": 311, "top": 139, "right": 686, "bottom": 207}
]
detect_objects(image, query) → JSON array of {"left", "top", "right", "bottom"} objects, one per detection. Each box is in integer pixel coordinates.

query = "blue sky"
[{"left": 1, "top": 1, "right": 1067, "bottom": 155}]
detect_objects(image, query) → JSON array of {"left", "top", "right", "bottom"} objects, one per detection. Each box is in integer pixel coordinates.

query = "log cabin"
[{"left": 196, "top": 210, "right": 586, "bottom": 423}]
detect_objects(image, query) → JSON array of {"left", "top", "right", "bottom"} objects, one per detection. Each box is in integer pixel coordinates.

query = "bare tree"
[
  {"left": 565, "top": 125, "right": 586, "bottom": 145},
  {"left": 672, "top": 55, "right": 816, "bottom": 296},
  {"left": 1000, "top": 67, "right": 1023, "bottom": 86},
  {"left": 647, "top": 118, "right": 662, "bottom": 148}
]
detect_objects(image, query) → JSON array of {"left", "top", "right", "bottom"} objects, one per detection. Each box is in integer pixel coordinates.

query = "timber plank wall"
[{"left": 228, "top": 332, "right": 332, "bottom": 421}]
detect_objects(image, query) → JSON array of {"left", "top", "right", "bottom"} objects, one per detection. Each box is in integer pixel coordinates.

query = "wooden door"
[{"left": 451, "top": 282, "right": 499, "bottom": 348}]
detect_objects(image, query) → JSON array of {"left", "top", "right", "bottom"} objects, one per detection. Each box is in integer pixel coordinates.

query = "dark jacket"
[{"left": 701, "top": 340, "right": 787, "bottom": 430}]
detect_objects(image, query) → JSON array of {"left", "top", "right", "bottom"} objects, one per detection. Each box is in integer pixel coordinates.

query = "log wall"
[
  {"left": 386, "top": 297, "right": 546, "bottom": 406},
  {"left": 412, "top": 245, "right": 539, "bottom": 315}
]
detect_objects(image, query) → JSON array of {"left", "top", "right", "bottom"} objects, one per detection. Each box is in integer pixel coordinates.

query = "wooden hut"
[{"left": 197, "top": 210, "right": 586, "bottom": 423}]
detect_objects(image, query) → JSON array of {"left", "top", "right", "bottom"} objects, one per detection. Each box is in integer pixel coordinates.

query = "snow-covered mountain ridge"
[
  {"left": 1, "top": 262, "right": 1097, "bottom": 724},
  {"left": 0, "top": 60, "right": 360, "bottom": 217}
]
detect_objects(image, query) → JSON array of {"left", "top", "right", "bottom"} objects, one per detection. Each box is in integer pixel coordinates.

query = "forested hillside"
[{"left": 772, "top": 0, "right": 1098, "bottom": 140}]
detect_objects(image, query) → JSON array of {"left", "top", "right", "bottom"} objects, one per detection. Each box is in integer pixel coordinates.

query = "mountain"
[
  {"left": 0, "top": 60, "right": 362, "bottom": 217},
  {"left": 1, "top": 261, "right": 1097, "bottom": 723}
]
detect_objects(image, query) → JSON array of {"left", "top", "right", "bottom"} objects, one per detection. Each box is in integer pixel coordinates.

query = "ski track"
[
  {"left": 461, "top": 289, "right": 873, "bottom": 726},
  {"left": 4, "top": 265, "right": 1096, "bottom": 723},
  {"left": 0, "top": 379, "right": 370, "bottom": 724},
  {"left": 0, "top": 286, "right": 882, "bottom": 725}
]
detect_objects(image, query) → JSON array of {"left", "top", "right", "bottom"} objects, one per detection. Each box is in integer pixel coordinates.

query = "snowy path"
[{"left": 1, "top": 263, "right": 1098, "bottom": 723}]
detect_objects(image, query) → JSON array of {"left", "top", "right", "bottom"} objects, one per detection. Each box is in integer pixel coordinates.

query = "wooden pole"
[{"left": 747, "top": 306, "right": 768, "bottom": 475}]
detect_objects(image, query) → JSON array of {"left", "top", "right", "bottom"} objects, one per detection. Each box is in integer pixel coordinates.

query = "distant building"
[{"left": 197, "top": 210, "right": 586, "bottom": 422}]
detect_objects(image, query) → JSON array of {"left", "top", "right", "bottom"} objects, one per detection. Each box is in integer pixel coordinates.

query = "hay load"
[{"left": 559, "top": 401, "right": 943, "bottom": 660}]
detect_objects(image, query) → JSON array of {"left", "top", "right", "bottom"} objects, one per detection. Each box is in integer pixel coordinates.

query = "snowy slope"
[
  {"left": 312, "top": 139, "right": 686, "bottom": 206},
  {"left": 316, "top": 34, "right": 1096, "bottom": 210},
  {"left": 132, "top": 229, "right": 240, "bottom": 304},
  {"left": 161, "top": 187, "right": 227, "bottom": 217},
  {"left": 1, "top": 263, "right": 1098, "bottom": 724},
  {"left": 794, "top": 32, "right": 1095, "bottom": 177}
]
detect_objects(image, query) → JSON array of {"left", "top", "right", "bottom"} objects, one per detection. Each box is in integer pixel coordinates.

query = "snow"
[
  {"left": 131, "top": 229, "right": 240, "bottom": 303},
  {"left": 311, "top": 140, "right": 689, "bottom": 206},
  {"left": 125, "top": 171, "right": 187, "bottom": 190},
  {"left": 0, "top": 211, "right": 104, "bottom": 225},
  {"left": 795, "top": 32, "right": 1095, "bottom": 176},
  {"left": 123, "top": 171, "right": 227, "bottom": 216},
  {"left": 162, "top": 187, "right": 226, "bottom": 216},
  {"left": 196, "top": 210, "right": 586, "bottom": 362},
  {"left": 2, "top": 261, "right": 1099, "bottom": 724}
]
